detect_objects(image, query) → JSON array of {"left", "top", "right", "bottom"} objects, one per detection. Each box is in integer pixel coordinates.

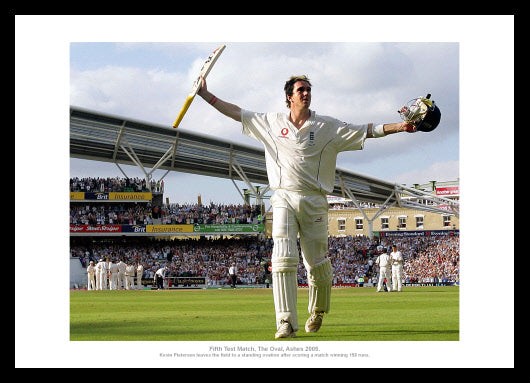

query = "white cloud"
[{"left": 70, "top": 65, "right": 186, "bottom": 125}]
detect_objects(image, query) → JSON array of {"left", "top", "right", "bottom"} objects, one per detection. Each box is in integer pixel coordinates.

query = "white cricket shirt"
[
  {"left": 241, "top": 109, "right": 371, "bottom": 194},
  {"left": 117, "top": 261, "right": 126, "bottom": 273},
  {"left": 376, "top": 253, "right": 391, "bottom": 268},
  {"left": 391, "top": 251, "right": 403, "bottom": 265}
]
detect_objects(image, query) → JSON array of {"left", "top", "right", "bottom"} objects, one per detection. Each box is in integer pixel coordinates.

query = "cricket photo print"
[
  {"left": 15, "top": 15, "right": 514, "bottom": 369},
  {"left": 70, "top": 39, "right": 458, "bottom": 359}
]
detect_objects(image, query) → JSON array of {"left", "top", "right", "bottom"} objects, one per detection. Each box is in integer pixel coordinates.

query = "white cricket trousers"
[
  {"left": 99, "top": 272, "right": 108, "bottom": 290},
  {"left": 109, "top": 273, "right": 118, "bottom": 290},
  {"left": 125, "top": 275, "right": 134, "bottom": 290},
  {"left": 117, "top": 272, "right": 125, "bottom": 289},
  {"left": 87, "top": 274, "right": 95, "bottom": 290},
  {"left": 392, "top": 265, "right": 403, "bottom": 291},
  {"left": 98, "top": 272, "right": 107, "bottom": 290},
  {"left": 270, "top": 189, "right": 333, "bottom": 332},
  {"left": 377, "top": 267, "right": 392, "bottom": 292}
]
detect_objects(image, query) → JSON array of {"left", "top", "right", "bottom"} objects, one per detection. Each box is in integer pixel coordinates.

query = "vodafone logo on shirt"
[{"left": 278, "top": 128, "right": 289, "bottom": 138}]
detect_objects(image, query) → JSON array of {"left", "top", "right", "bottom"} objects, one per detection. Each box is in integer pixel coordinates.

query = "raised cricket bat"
[{"left": 172, "top": 44, "right": 226, "bottom": 129}]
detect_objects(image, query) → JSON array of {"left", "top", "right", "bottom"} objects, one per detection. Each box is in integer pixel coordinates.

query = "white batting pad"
[
  {"left": 307, "top": 259, "right": 333, "bottom": 314},
  {"left": 272, "top": 270, "right": 299, "bottom": 332}
]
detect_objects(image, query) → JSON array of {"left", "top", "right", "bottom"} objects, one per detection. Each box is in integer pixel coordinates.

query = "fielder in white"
[
  {"left": 87, "top": 260, "right": 96, "bottom": 290},
  {"left": 108, "top": 259, "right": 119, "bottom": 290},
  {"left": 125, "top": 262, "right": 135, "bottom": 290},
  {"left": 96, "top": 258, "right": 108, "bottom": 290},
  {"left": 375, "top": 249, "right": 392, "bottom": 292},
  {"left": 117, "top": 259, "right": 126, "bottom": 290},
  {"left": 94, "top": 259, "right": 101, "bottom": 290},
  {"left": 390, "top": 244, "right": 404, "bottom": 292},
  {"left": 103, "top": 258, "right": 110, "bottom": 290},
  {"left": 136, "top": 262, "right": 144, "bottom": 290},
  {"left": 197, "top": 75, "right": 415, "bottom": 339}
]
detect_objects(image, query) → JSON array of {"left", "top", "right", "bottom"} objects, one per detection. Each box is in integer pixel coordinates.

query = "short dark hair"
[{"left": 284, "top": 75, "right": 311, "bottom": 108}]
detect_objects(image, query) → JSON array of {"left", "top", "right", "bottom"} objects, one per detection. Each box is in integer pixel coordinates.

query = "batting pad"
[
  {"left": 273, "top": 270, "right": 299, "bottom": 331},
  {"left": 271, "top": 236, "right": 299, "bottom": 272},
  {"left": 307, "top": 259, "right": 333, "bottom": 314}
]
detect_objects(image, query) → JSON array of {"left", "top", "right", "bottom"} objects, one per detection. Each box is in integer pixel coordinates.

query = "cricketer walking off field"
[{"left": 196, "top": 73, "right": 415, "bottom": 339}]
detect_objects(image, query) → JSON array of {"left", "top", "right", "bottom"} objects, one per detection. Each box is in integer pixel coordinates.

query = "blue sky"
[{"left": 69, "top": 41, "right": 460, "bottom": 205}]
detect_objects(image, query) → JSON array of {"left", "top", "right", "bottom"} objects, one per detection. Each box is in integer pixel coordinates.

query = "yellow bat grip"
[{"left": 172, "top": 96, "right": 195, "bottom": 129}]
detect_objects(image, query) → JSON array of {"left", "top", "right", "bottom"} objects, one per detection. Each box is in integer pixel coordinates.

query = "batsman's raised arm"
[
  {"left": 198, "top": 76, "right": 242, "bottom": 122},
  {"left": 366, "top": 121, "right": 416, "bottom": 138}
]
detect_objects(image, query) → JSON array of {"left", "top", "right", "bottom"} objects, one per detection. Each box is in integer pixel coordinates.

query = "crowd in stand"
[
  {"left": 70, "top": 176, "right": 158, "bottom": 193},
  {"left": 70, "top": 176, "right": 459, "bottom": 288},
  {"left": 70, "top": 202, "right": 262, "bottom": 226},
  {"left": 394, "top": 236, "right": 459, "bottom": 284},
  {"left": 160, "top": 203, "right": 262, "bottom": 225},
  {"left": 70, "top": 177, "right": 262, "bottom": 225},
  {"left": 71, "top": 236, "right": 273, "bottom": 287},
  {"left": 71, "top": 234, "right": 459, "bottom": 287}
]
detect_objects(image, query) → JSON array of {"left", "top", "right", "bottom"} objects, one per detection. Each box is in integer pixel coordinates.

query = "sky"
[
  {"left": 69, "top": 40, "right": 460, "bottom": 205},
  {"left": 15, "top": 15, "right": 514, "bottom": 368}
]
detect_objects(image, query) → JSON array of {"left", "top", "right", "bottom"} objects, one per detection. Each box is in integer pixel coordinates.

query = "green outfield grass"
[{"left": 70, "top": 286, "right": 459, "bottom": 341}]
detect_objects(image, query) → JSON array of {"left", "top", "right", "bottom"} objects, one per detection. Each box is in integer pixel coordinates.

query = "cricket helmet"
[{"left": 398, "top": 94, "right": 441, "bottom": 132}]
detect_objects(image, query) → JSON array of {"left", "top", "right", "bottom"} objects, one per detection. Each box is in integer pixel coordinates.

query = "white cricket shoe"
[
  {"left": 274, "top": 319, "right": 296, "bottom": 339},
  {"left": 305, "top": 311, "right": 324, "bottom": 333}
]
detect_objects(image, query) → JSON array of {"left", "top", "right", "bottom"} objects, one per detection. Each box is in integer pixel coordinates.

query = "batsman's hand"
[
  {"left": 197, "top": 76, "right": 207, "bottom": 97},
  {"left": 402, "top": 122, "right": 417, "bottom": 133}
]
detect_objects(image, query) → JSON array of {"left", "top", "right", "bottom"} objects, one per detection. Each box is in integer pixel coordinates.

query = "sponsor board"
[
  {"left": 70, "top": 192, "right": 152, "bottom": 201},
  {"left": 70, "top": 223, "right": 264, "bottom": 234}
]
